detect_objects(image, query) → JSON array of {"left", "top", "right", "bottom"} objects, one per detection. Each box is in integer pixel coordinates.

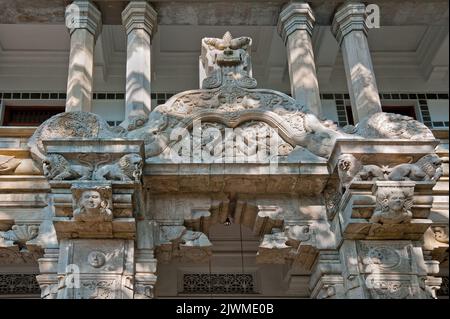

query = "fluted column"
[
  {"left": 121, "top": 1, "right": 157, "bottom": 128},
  {"left": 332, "top": 2, "right": 382, "bottom": 123},
  {"left": 65, "top": 0, "right": 102, "bottom": 112},
  {"left": 278, "top": 2, "right": 322, "bottom": 117}
]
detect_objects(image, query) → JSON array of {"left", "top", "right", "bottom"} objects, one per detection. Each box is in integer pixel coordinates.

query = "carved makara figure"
[
  {"left": 93, "top": 154, "right": 143, "bottom": 182},
  {"left": 387, "top": 154, "right": 443, "bottom": 182},
  {"left": 370, "top": 187, "right": 413, "bottom": 224},
  {"left": 73, "top": 189, "right": 112, "bottom": 222},
  {"left": 43, "top": 154, "right": 92, "bottom": 180}
]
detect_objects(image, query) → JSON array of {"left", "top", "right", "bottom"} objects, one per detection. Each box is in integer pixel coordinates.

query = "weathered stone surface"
[{"left": 5, "top": 29, "right": 447, "bottom": 299}]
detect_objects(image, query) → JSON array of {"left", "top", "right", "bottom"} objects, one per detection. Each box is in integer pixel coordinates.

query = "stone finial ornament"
[{"left": 0, "top": 224, "right": 39, "bottom": 249}]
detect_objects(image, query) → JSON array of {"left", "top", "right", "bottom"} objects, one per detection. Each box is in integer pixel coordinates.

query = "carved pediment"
[{"left": 28, "top": 32, "right": 436, "bottom": 166}]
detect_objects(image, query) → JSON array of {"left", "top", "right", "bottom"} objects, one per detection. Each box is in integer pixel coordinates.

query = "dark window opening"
[
  {"left": 344, "top": 105, "right": 417, "bottom": 125},
  {"left": 382, "top": 105, "right": 416, "bottom": 119},
  {"left": 3, "top": 105, "right": 64, "bottom": 126}
]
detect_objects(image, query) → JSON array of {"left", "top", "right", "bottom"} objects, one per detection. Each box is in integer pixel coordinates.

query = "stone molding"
[
  {"left": 122, "top": 1, "right": 158, "bottom": 37},
  {"left": 331, "top": 2, "right": 368, "bottom": 46},
  {"left": 277, "top": 2, "right": 315, "bottom": 43},
  {"left": 65, "top": 0, "right": 102, "bottom": 39}
]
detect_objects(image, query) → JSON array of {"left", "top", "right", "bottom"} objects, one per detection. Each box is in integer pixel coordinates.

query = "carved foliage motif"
[
  {"left": 432, "top": 226, "right": 449, "bottom": 244},
  {"left": 80, "top": 280, "right": 115, "bottom": 299},
  {"left": 134, "top": 283, "right": 154, "bottom": 299},
  {"left": 0, "top": 224, "right": 39, "bottom": 248},
  {"left": 257, "top": 225, "right": 313, "bottom": 264},
  {"left": 167, "top": 121, "right": 291, "bottom": 162},
  {"left": 366, "top": 278, "right": 413, "bottom": 299},
  {"left": 183, "top": 273, "right": 255, "bottom": 294},
  {"left": 0, "top": 224, "right": 42, "bottom": 264}
]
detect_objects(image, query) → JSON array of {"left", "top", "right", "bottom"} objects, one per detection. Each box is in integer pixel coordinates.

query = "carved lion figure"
[
  {"left": 93, "top": 153, "right": 143, "bottom": 182},
  {"left": 43, "top": 154, "right": 92, "bottom": 180},
  {"left": 388, "top": 154, "right": 443, "bottom": 182},
  {"left": 370, "top": 187, "right": 413, "bottom": 224},
  {"left": 73, "top": 189, "right": 112, "bottom": 222}
]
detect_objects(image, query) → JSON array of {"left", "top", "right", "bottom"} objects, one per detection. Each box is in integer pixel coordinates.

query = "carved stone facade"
[{"left": 0, "top": 24, "right": 448, "bottom": 299}]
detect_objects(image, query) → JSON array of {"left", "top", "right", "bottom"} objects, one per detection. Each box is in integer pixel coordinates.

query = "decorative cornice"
[
  {"left": 65, "top": 0, "right": 102, "bottom": 39},
  {"left": 331, "top": 2, "right": 368, "bottom": 46},
  {"left": 122, "top": 1, "right": 158, "bottom": 37},
  {"left": 277, "top": 2, "right": 315, "bottom": 44}
]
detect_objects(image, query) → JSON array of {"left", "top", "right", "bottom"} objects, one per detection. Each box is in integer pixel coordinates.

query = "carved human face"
[
  {"left": 80, "top": 191, "right": 102, "bottom": 210},
  {"left": 387, "top": 192, "right": 405, "bottom": 211}
]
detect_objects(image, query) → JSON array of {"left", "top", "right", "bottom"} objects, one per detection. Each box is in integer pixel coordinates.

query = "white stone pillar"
[
  {"left": 332, "top": 2, "right": 382, "bottom": 123},
  {"left": 122, "top": 1, "right": 157, "bottom": 127},
  {"left": 277, "top": 2, "right": 322, "bottom": 117},
  {"left": 65, "top": 0, "right": 101, "bottom": 112}
]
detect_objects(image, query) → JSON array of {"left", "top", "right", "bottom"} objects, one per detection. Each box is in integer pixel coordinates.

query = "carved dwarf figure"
[
  {"left": 73, "top": 190, "right": 112, "bottom": 222},
  {"left": 370, "top": 187, "right": 413, "bottom": 224}
]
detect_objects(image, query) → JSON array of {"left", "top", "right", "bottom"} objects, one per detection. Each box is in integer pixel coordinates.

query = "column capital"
[
  {"left": 122, "top": 1, "right": 158, "bottom": 37},
  {"left": 65, "top": 0, "right": 102, "bottom": 38},
  {"left": 277, "top": 2, "right": 315, "bottom": 44},
  {"left": 331, "top": 2, "right": 368, "bottom": 46}
]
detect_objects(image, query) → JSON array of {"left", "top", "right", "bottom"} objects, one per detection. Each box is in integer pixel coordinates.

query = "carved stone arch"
[{"left": 174, "top": 110, "right": 306, "bottom": 148}]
